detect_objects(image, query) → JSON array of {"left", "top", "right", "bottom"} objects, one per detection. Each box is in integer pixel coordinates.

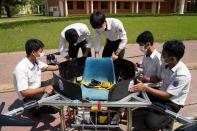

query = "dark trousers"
[
  {"left": 23, "top": 79, "right": 58, "bottom": 115},
  {"left": 23, "top": 79, "right": 53, "bottom": 102},
  {"left": 102, "top": 39, "right": 125, "bottom": 58},
  {"left": 69, "top": 40, "right": 91, "bottom": 59},
  {"left": 132, "top": 94, "right": 182, "bottom": 131}
]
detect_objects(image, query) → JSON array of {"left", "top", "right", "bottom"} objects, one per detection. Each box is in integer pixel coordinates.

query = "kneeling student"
[
  {"left": 13, "top": 39, "right": 59, "bottom": 115},
  {"left": 136, "top": 31, "right": 161, "bottom": 82},
  {"left": 129, "top": 40, "right": 191, "bottom": 130}
]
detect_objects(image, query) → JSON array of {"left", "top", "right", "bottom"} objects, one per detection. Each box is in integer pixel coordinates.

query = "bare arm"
[
  {"left": 46, "top": 65, "right": 59, "bottom": 71},
  {"left": 59, "top": 35, "right": 68, "bottom": 57},
  {"left": 140, "top": 76, "right": 162, "bottom": 83},
  {"left": 129, "top": 80, "right": 172, "bottom": 100},
  {"left": 20, "top": 86, "right": 53, "bottom": 97},
  {"left": 143, "top": 85, "right": 172, "bottom": 100}
]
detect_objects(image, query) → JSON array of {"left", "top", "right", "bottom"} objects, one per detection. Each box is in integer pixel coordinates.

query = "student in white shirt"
[
  {"left": 90, "top": 11, "right": 127, "bottom": 60},
  {"left": 136, "top": 31, "right": 161, "bottom": 82},
  {"left": 129, "top": 40, "right": 191, "bottom": 130},
  {"left": 59, "top": 23, "right": 92, "bottom": 60},
  {"left": 13, "top": 39, "right": 59, "bottom": 115}
]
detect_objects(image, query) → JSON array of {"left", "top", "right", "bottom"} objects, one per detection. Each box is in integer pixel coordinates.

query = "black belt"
[
  {"left": 107, "top": 39, "right": 121, "bottom": 43},
  {"left": 77, "top": 40, "right": 87, "bottom": 45}
]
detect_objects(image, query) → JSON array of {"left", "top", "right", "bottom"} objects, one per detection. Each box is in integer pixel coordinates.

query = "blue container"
[{"left": 81, "top": 57, "right": 116, "bottom": 100}]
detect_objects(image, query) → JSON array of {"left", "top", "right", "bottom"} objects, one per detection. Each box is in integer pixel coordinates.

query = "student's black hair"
[
  {"left": 25, "top": 39, "right": 44, "bottom": 56},
  {"left": 163, "top": 40, "right": 185, "bottom": 61},
  {"left": 136, "top": 31, "right": 154, "bottom": 45},
  {"left": 90, "top": 11, "right": 106, "bottom": 29},
  {"left": 65, "top": 28, "right": 79, "bottom": 45}
]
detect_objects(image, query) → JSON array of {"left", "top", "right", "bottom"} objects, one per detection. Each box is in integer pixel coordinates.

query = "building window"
[
  {"left": 101, "top": 2, "right": 108, "bottom": 9},
  {"left": 139, "top": 3, "right": 143, "bottom": 9},
  {"left": 77, "top": 1, "right": 84, "bottom": 9},
  {"left": 94, "top": 1, "right": 98, "bottom": 9},
  {"left": 124, "top": 2, "right": 130, "bottom": 9},
  {"left": 170, "top": 2, "right": 174, "bottom": 9},
  {"left": 145, "top": 3, "right": 151, "bottom": 9},
  {"left": 49, "top": 6, "right": 58, "bottom": 12},
  {"left": 67, "top": 1, "right": 73, "bottom": 9},
  {"left": 117, "top": 2, "right": 121, "bottom": 9}
]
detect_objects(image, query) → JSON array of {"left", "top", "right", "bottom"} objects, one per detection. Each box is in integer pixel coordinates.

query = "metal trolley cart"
[
  {"left": 39, "top": 89, "right": 151, "bottom": 131},
  {"left": 3, "top": 56, "right": 195, "bottom": 130}
]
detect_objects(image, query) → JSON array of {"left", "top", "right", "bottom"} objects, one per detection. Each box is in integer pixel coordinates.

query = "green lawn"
[{"left": 0, "top": 15, "right": 197, "bottom": 53}]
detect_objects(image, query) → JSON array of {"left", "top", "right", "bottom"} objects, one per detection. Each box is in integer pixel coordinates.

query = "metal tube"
[
  {"left": 95, "top": 111, "right": 97, "bottom": 131},
  {"left": 41, "top": 100, "right": 150, "bottom": 108},
  {"left": 3, "top": 107, "right": 24, "bottom": 116},
  {"left": 165, "top": 109, "right": 193, "bottom": 124},
  {"left": 127, "top": 108, "right": 132, "bottom": 131},
  {"left": 71, "top": 124, "right": 119, "bottom": 128},
  {"left": 38, "top": 94, "right": 60, "bottom": 105},
  {"left": 60, "top": 106, "right": 66, "bottom": 131}
]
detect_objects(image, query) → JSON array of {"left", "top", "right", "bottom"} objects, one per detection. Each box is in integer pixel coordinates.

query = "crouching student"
[
  {"left": 59, "top": 23, "right": 92, "bottom": 60},
  {"left": 136, "top": 31, "right": 161, "bottom": 82},
  {"left": 129, "top": 40, "right": 191, "bottom": 130},
  {"left": 13, "top": 39, "right": 59, "bottom": 116}
]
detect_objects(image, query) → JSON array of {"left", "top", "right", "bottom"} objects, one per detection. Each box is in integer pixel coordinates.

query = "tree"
[
  {"left": 0, "top": 0, "right": 24, "bottom": 17},
  {"left": 0, "top": 0, "right": 2, "bottom": 17},
  {"left": 31, "top": 0, "right": 44, "bottom": 14},
  {"left": 32, "top": 0, "right": 44, "bottom": 5}
]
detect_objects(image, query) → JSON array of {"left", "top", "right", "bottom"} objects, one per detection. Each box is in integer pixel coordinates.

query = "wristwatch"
[{"left": 115, "top": 51, "right": 119, "bottom": 56}]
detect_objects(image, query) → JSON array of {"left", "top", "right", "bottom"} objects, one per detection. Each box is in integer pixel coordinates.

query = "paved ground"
[{"left": 0, "top": 40, "right": 197, "bottom": 131}]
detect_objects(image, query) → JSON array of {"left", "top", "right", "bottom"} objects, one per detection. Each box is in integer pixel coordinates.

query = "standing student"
[{"left": 90, "top": 11, "right": 127, "bottom": 60}]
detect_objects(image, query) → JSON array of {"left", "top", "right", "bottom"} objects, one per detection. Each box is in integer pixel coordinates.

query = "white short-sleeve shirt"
[
  {"left": 94, "top": 18, "right": 127, "bottom": 52},
  {"left": 13, "top": 57, "right": 48, "bottom": 100},
  {"left": 59, "top": 23, "right": 92, "bottom": 57},
  {"left": 142, "top": 49, "right": 161, "bottom": 77},
  {"left": 159, "top": 61, "right": 191, "bottom": 105}
]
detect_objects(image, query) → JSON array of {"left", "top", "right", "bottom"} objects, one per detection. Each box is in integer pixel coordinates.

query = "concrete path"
[{"left": 0, "top": 40, "right": 197, "bottom": 131}]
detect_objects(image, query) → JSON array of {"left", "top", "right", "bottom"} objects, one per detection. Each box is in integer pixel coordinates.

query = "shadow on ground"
[{"left": 6, "top": 99, "right": 60, "bottom": 131}]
